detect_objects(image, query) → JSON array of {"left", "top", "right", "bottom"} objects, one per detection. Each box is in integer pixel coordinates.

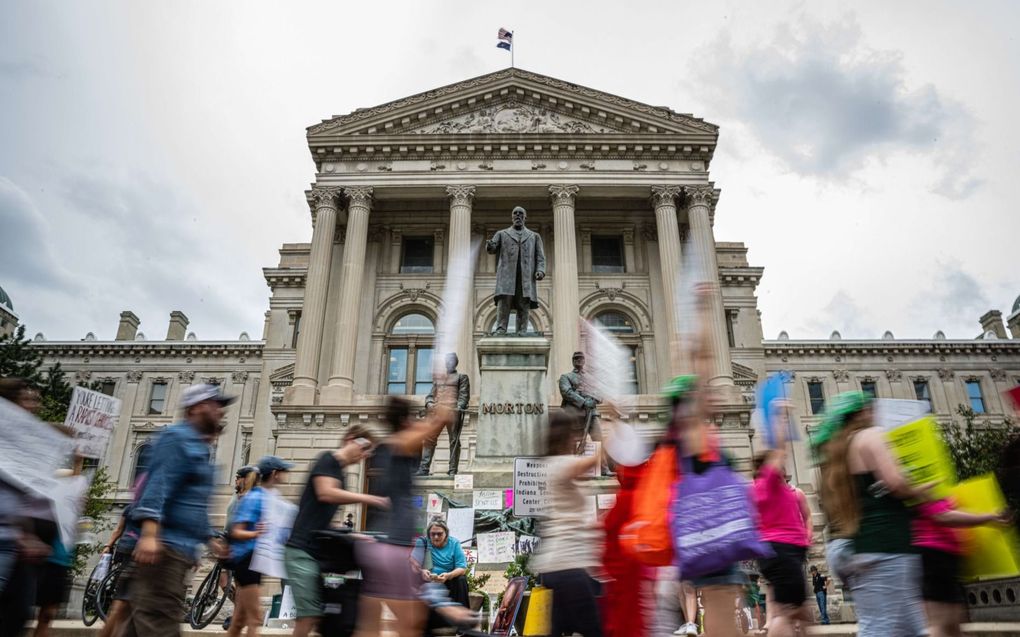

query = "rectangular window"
[
  {"left": 966, "top": 379, "right": 985, "bottom": 413},
  {"left": 860, "top": 380, "right": 877, "bottom": 399},
  {"left": 148, "top": 381, "right": 167, "bottom": 415},
  {"left": 591, "top": 235, "right": 625, "bottom": 273},
  {"left": 414, "top": 348, "right": 434, "bottom": 396},
  {"left": 725, "top": 311, "right": 737, "bottom": 348},
  {"left": 100, "top": 380, "right": 117, "bottom": 397},
  {"left": 913, "top": 380, "right": 931, "bottom": 410},
  {"left": 400, "top": 236, "right": 434, "bottom": 273},
  {"left": 625, "top": 346, "right": 639, "bottom": 395},
  {"left": 807, "top": 381, "right": 825, "bottom": 415},
  {"left": 291, "top": 313, "right": 302, "bottom": 349},
  {"left": 386, "top": 348, "right": 408, "bottom": 394}
]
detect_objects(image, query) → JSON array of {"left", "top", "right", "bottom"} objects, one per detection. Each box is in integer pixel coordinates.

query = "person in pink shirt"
[
  {"left": 913, "top": 498, "right": 1009, "bottom": 637},
  {"left": 753, "top": 422, "right": 812, "bottom": 637}
]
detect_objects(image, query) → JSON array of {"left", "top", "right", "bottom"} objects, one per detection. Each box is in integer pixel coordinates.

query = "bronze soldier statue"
[
  {"left": 558, "top": 351, "right": 612, "bottom": 476},
  {"left": 486, "top": 206, "right": 546, "bottom": 335},
  {"left": 417, "top": 353, "right": 470, "bottom": 476}
]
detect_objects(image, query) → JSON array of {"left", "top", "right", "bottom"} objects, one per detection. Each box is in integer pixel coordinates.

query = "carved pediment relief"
[{"left": 411, "top": 103, "right": 622, "bottom": 135}]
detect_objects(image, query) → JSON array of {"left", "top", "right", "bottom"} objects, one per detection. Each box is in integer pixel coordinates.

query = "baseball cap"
[
  {"left": 180, "top": 383, "right": 237, "bottom": 409},
  {"left": 257, "top": 455, "right": 294, "bottom": 478},
  {"left": 235, "top": 465, "right": 257, "bottom": 479}
]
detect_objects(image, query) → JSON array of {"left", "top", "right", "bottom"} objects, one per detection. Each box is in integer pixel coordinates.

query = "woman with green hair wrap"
[{"left": 813, "top": 391, "right": 931, "bottom": 637}]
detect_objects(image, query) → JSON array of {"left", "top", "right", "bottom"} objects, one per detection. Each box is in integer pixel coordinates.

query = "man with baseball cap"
[{"left": 125, "top": 384, "right": 235, "bottom": 637}]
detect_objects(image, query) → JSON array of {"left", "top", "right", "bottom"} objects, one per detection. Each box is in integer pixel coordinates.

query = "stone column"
[
  {"left": 447, "top": 186, "right": 476, "bottom": 380},
  {"left": 286, "top": 186, "right": 341, "bottom": 405},
  {"left": 685, "top": 185, "right": 734, "bottom": 387},
  {"left": 651, "top": 186, "right": 683, "bottom": 375},
  {"left": 109, "top": 372, "right": 142, "bottom": 487},
  {"left": 322, "top": 187, "right": 373, "bottom": 404},
  {"left": 550, "top": 185, "right": 580, "bottom": 380}
]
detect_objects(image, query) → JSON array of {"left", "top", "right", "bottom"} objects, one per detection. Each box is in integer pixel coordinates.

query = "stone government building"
[{"left": 19, "top": 69, "right": 1020, "bottom": 536}]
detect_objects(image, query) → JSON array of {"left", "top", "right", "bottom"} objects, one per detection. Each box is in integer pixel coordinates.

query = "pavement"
[{"left": 42, "top": 619, "right": 1020, "bottom": 636}]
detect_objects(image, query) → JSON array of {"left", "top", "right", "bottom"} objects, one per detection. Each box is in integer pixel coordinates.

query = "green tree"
[
  {"left": 0, "top": 324, "right": 74, "bottom": 422},
  {"left": 942, "top": 405, "right": 1018, "bottom": 481},
  {"left": 71, "top": 466, "right": 116, "bottom": 578}
]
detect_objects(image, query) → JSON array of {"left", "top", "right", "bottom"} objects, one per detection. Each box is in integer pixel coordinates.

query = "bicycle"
[
  {"left": 189, "top": 558, "right": 234, "bottom": 629},
  {"left": 95, "top": 559, "right": 126, "bottom": 622},
  {"left": 81, "top": 559, "right": 107, "bottom": 626}
]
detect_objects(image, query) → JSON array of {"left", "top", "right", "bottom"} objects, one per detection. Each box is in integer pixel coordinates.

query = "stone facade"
[{"left": 23, "top": 70, "right": 1020, "bottom": 537}]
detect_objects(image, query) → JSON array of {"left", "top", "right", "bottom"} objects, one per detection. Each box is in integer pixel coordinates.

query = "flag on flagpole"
[{"left": 497, "top": 27, "right": 512, "bottom": 51}]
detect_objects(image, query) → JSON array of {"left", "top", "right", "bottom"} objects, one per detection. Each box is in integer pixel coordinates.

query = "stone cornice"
[
  {"left": 263, "top": 267, "right": 307, "bottom": 288},
  {"left": 763, "top": 340, "right": 1020, "bottom": 357},
  {"left": 307, "top": 68, "right": 717, "bottom": 138},
  {"left": 718, "top": 267, "right": 764, "bottom": 288},
  {"left": 30, "top": 341, "right": 265, "bottom": 360}
]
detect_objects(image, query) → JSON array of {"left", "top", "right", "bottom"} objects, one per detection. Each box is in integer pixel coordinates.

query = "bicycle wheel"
[
  {"left": 96, "top": 563, "right": 122, "bottom": 622},
  {"left": 189, "top": 564, "right": 229, "bottom": 629},
  {"left": 81, "top": 563, "right": 103, "bottom": 626}
]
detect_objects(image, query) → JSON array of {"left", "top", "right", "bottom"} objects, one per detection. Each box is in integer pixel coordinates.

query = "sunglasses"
[{"left": 429, "top": 531, "right": 446, "bottom": 537}]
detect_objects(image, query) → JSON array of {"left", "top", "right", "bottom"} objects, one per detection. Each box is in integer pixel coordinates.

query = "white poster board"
[
  {"left": 477, "top": 531, "right": 516, "bottom": 563},
  {"left": 278, "top": 585, "right": 297, "bottom": 620},
  {"left": 251, "top": 489, "right": 298, "bottom": 578},
  {"left": 0, "top": 397, "right": 74, "bottom": 501},
  {"left": 473, "top": 489, "right": 503, "bottom": 510},
  {"left": 874, "top": 399, "right": 931, "bottom": 431},
  {"left": 513, "top": 457, "right": 553, "bottom": 517},
  {"left": 52, "top": 475, "right": 89, "bottom": 551},
  {"left": 454, "top": 474, "right": 474, "bottom": 490},
  {"left": 597, "top": 493, "right": 617, "bottom": 510},
  {"left": 63, "top": 386, "right": 121, "bottom": 459},
  {"left": 446, "top": 507, "right": 475, "bottom": 544}
]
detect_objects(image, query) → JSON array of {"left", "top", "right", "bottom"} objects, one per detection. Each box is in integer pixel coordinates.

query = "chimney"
[
  {"left": 115, "top": 311, "right": 140, "bottom": 341},
  {"left": 979, "top": 310, "right": 1007, "bottom": 339},
  {"left": 166, "top": 311, "right": 190, "bottom": 341}
]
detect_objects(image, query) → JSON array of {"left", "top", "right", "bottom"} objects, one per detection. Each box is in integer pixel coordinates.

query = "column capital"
[
  {"left": 549, "top": 184, "right": 579, "bottom": 203},
  {"left": 345, "top": 186, "right": 373, "bottom": 208},
  {"left": 446, "top": 185, "right": 476, "bottom": 205},
  {"left": 683, "top": 184, "right": 716, "bottom": 207},
  {"left": 309, "top": 186, "right": 342, "bottom": 209},
  {"left": 650, "top": 185, "right": 682, "bottom": 207}
]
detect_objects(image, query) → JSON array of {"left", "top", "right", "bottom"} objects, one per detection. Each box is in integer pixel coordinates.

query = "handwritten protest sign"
[
  {"left": 885, "top": 416, "right": 956, "bottom": 500},
  {"left": 513, "top": 457, "right": 553, "bottom": 517},
  {"left": 952, "top": 474, "right": 1020, "bottom": 580},
  {"left": 597, "top": 493, "right": 617, "bottom": 510},
  {"left": 251, "top": 490, "right": 298, "bottom": 578},
  {"left": 447, "top": 507, "right": 474, "bottom": 544},
  {"left": 477, "top": 531, "right": 516, "bottom": 563},
  {"left": 0, "top": 397, "right": 74, "bottom": 501},
  {"left": 473, "top": 489, "right": 503, "bottom": 510},
  {"left": 63, "top": 387, "right": 120, "bottom": 459},
  {"left": 454, "top": 474, "right": 474, "bottom": 490}
]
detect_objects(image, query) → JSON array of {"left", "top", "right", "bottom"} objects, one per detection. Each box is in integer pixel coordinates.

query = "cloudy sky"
[{"left": 2, "top": 0, "right": 1018, "bottom": 342}]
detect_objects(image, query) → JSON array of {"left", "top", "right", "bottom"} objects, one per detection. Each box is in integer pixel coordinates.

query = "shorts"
[
  {"left": 113, "top": 557, "right": 136, "bottom": 602},
  {"left": 35, "top": 562, "right": 72, "bottom": 608},
  {"left": 284, "top": 546, "right": 323, "bottom": 618},
  {"left": 757, "top": 542, "right": 808, "bottom": 606},
  {"left": 920, "top": 548, "right": 965, "bottom": 604},
  {"left": 357, "top": 540, "right": 420, "bottom": 600},
  {"left": 690, "top": 563, "right": 748, "bottom": 588},
  {"left": 233, "top": 552, "right": 262, "bottom": 587}
]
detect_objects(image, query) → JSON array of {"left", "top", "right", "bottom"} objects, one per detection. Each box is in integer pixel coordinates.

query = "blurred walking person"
[
  {"left": 125, "top": 384, "right": 232, "bottom": 637},
  {"left": 531, "top": 408, "right": 605, "bottom": 637},
  {"left": 98, "top": 474, "right": 147, "bottom": 637},
  {"left": 812, "top": 391, "right": 930, "bottom": 637}
]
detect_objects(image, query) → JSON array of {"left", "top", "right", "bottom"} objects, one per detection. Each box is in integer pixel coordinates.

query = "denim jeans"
[
  {"left": 815, "top": 590, "right": 830, "bottom": 624},
  {"left": 849, "top": 553, "right": 926, "bottom": 637}
]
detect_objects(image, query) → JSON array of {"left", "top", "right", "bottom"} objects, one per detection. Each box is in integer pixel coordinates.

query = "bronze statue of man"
[
  {"left": 558, "top": 351, "right": 612, "bottom": 476},
  {"left": 486, "top": 206, "right": 546, "bottom": 335},
  {"left": 417, "top": 353, "right": 470, "bottom": 476}
]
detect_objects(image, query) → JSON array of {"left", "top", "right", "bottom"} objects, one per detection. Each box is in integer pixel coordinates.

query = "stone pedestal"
[{"left": 470, "top": 336, "right": 551, "bottom": 482}]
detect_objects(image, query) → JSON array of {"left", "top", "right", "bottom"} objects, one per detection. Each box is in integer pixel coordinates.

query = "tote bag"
[{"left": 620, "top": 444, "right": 677, "bottom": 566}]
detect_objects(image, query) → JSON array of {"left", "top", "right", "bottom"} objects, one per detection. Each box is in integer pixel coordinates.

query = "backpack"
[{"left": 619, "top": 443, "right": 678, "bottom": 566}]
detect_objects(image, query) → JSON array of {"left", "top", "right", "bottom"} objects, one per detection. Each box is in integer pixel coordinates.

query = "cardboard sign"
[
  {"left": 426, "top": 493, "right": 444, "bottom": 514},
  {"left": 250, "top": 489, "right": 298, "bottom": 578},
  {"left": 473, "top": 489, "right": 503, "bottom": 510},
  {"left": 477, "top": 531, "right": 516, "bottom": 563},
  {"left": 446, "top": 507, "right": 475, "bottom": 544},
  {"left": 952, "top": 474, "right": 1020, "bottom": 580},
  {"left": 454, "top": 474, "right": 474, "bottom": 490},
  {"left": 513, "top": 457, "right": 553, "bottom": 517},
  {"left": 0, "top": 397, "right": 75, "bottom": 502},
  {"left": 63, "top": 386, "right": 121, "bottom": 459},
  {"left": 885, "top": 416, "right": 957, "bottom": 500},
  {"left": 874, "top": 399, "right": 931, "bottom": 432}
]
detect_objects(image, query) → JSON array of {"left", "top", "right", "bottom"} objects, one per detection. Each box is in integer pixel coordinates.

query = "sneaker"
[
  {"left": 687, "top": 623, "right": 699, "bottom": 636},
  {"left": 673, "top": 624, "right": 689, "bottom": 636}
]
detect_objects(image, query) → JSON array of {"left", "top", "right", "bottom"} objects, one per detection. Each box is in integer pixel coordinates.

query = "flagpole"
[{"left": 512, "top": 31, "right": 515, "bottom": 68}]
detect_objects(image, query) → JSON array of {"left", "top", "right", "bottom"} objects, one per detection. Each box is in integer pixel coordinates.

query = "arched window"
[
  {"left": 386, "top": 312, "right": 435, "bottom": 395},
  {"left": 132, "top": 442, "right": 153, "bottom": 484},
  {"left": 593, "top": 310, "right": 640, "bottom": 394}
]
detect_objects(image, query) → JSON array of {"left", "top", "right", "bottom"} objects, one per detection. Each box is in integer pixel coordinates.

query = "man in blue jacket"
[{"left": 126, "top": 384, "right": 233, "bottom": 637}]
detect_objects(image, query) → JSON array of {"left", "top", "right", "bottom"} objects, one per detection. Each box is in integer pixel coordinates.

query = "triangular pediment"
[
  {"left": 308, "top": 68, "right": 717, "bottom": 140},
  {"left": 732, "top": 362, "right": 759, "bottom": 385}
]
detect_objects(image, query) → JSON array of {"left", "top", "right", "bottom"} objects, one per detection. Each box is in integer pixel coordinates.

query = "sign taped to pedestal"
[{"left": 513, "top": 457, "right": 552, "bottom": 517}]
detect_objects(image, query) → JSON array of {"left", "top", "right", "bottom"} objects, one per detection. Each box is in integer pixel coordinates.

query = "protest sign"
[
  {"left": 447, "top": 507, "right": 474, "bottom": 544},
  {"left": 463, "top": 548, "right": 478, "bottom": 564},
  {"left": 52, "top": 474, "right": 89, "bottom": 551},
  {"left": 454, "top": 474, "right": 474, "bottom": 490},
  {"left": 752, "top": 372, "right": 799, "bottom": 448},
  {"left": 504, "top": 488, "right": 513, "bottom": 510},
  {"left": 251, "top": 490, "right": 298, "bottom": 578},
  {"left": 885, "top": 416, "right": 957, "bottom": 500},
  {"left": 952, "top": 474, "right": 1020, "bottom": 580},
  {"left": 477, "top": 531, "right": 516, "bottom": 563},
  {"left": 874, "top": 399, "right": 930, "bottom": 431},
  {"left": 0, "top": 397, "right": 75, "bottom": 501},
  {"left": 63, "top": 387, "right": 120, "bottom": 459},
  {"left": 513, "top": 457, "right": 553, "bottom": 517},
  {"left": 473, "top": 489, "right": 503, "bottom": 510},
  {"left": 516, "top": 534, "right": 540, "bottom": 555},
  {"left": 426, "top": 493, "right": 443, "bottom": 514},
  {"left": 597, "top": 493, "right": 617, "bottom": 510},
  {"left": 278, "top": 586, "right": 297, "bottom": 620}
]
